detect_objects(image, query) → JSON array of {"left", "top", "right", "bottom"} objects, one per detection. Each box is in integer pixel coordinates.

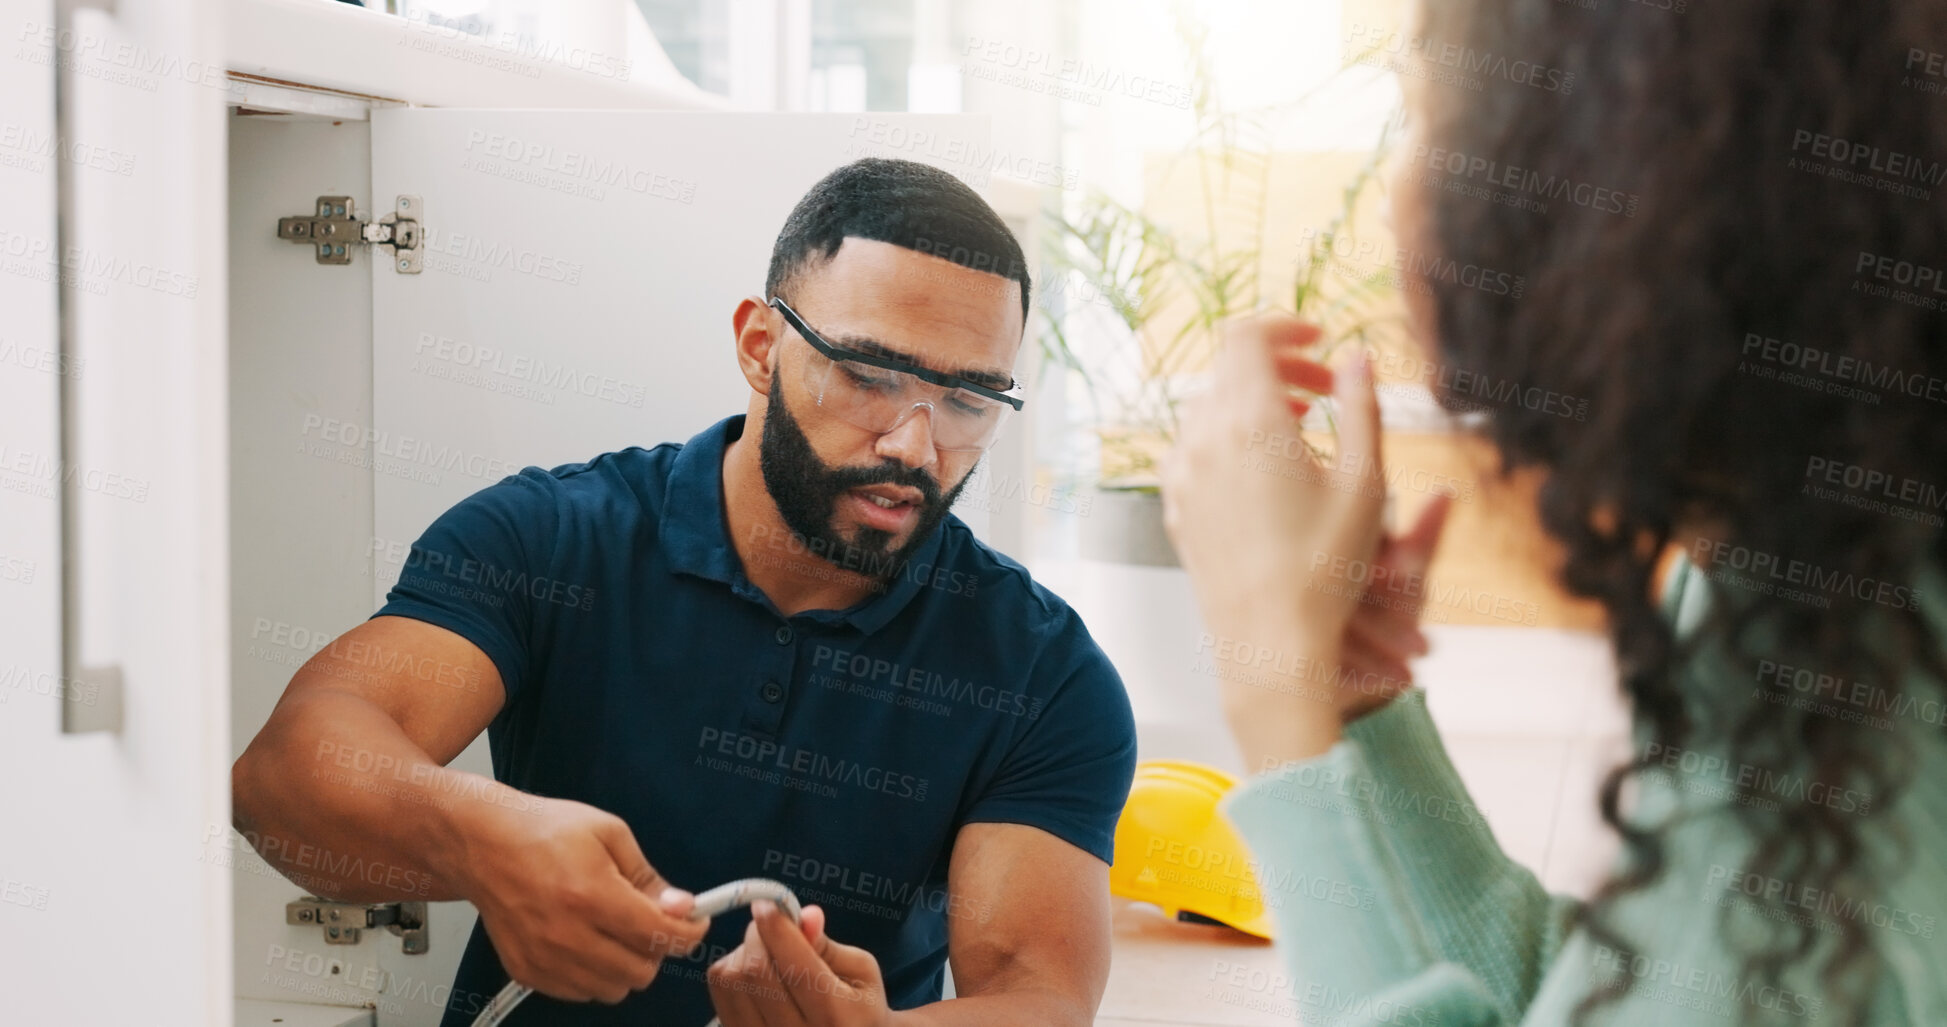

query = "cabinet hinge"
[
  {"left": 277, "top": 195, "right": 423, "bottom": 273},
  {"left": 286, "top": 896, "right": 429, "bottom": 954}
]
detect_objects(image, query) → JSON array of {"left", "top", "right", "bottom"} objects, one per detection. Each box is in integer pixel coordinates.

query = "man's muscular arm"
[
  {"left": 233, "top": 615, "right": 510, "bottom": 902},
  {"left": 903, "top": 821, "right": 1110, "bottom": 1026},
  {"left": 232, "top": 615, "right": 708, "bottom": 1004}
]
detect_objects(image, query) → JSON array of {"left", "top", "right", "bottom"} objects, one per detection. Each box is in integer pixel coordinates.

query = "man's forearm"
[
  {"left": 893, "top": 989, "right": 1094, "bottom": 1027},
  {"left": 231, "top": 688, "right": 530, "bottom": 904},
  {"left": 894, "top": 947, "right": 1101, "bottom": 1027}
]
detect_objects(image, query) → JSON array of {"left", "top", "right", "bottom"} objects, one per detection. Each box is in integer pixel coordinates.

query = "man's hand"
[
  {"left": 707, "top": 900, "right": 892, "bottom": 1026},
  {"left": 457, "top": 797, "right": 711, "bottom": 1004}
]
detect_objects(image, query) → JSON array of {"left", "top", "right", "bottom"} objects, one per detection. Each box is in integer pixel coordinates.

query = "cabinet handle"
[{"left": 55, "top": 0, "right": 124, "bottom": 734}]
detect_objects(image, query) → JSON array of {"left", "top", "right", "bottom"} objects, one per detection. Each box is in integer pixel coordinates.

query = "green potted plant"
[{"left": 1039, "top": 87, "right": 1400, "bottom": 566}]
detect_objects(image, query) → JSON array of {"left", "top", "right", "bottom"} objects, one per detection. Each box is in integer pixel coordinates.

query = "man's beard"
[{"left": 758, "top": 383, "right": 973, "bottom": 579}]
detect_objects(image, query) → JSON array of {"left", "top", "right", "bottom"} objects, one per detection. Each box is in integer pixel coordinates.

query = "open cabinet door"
[
  {"left": 368, "top": 111, "right": 996, "bottom": 563},
  {"left": 353, "top": 110, "right": 990, "bottom": 1025},
  {"left": 0, "top": 0, "right": 232, "bottom": 1025}
]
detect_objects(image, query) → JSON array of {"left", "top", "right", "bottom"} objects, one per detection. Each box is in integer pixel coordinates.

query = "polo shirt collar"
[{"left": 660, "top": 414, "right": 947, "bottom": 635}]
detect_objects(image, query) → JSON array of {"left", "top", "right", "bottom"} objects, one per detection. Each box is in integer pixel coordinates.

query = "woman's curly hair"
[{"left": 1400, "top": 0, "right": 1947, "bottom": 1021}]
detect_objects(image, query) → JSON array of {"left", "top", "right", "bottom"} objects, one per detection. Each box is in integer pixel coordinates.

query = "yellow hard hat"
[{"left": 1109, "top": 759, "right": 1276, "bottom": 939}]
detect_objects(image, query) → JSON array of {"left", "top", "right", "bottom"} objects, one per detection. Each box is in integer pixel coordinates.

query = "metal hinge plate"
[
  {"left": 286, "top": 896, "right": 429, "bottom": 954},
  {"left": 277, "top": 195, "right": 423, "bottom": 273}
]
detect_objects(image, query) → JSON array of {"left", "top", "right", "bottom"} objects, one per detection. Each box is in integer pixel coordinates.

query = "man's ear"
[{"left": 732, "top": 295, "right": 779, "bottom": 395}]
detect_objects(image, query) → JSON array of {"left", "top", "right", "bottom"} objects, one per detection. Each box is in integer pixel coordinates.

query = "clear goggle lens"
[{"left": 802, "top": 347, "right": 1012, "bottom": 452}]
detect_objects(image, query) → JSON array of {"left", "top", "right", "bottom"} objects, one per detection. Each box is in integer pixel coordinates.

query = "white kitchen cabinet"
[{"left": 3, "top": 2, "right": 1008, "bottom": 1024}]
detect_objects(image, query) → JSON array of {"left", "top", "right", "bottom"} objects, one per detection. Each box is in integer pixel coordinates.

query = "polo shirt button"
[
  {"left": 761, "top": 680, "right": 784, "bottom": 703},
  {"left": 774, "top": 625, "right": 794, "bottom": 645}
]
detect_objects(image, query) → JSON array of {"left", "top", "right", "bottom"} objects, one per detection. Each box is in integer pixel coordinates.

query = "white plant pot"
[{"left": 1079, "top": 486, "right": 1180, "bottom": 567}]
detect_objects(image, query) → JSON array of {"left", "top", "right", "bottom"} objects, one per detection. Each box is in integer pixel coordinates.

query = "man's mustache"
[{"left": 823, "top": 463, "right": 942, "bottom": 505}]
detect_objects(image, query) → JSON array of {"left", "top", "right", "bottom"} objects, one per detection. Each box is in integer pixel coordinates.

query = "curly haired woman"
[{"left": 1163, "top": 2, "right": 1947, "bottom": 1024}]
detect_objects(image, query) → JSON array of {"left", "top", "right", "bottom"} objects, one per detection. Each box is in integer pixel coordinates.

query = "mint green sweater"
[{"left": 1221, "top": 561, "right": 1947, "bottom": 1025}]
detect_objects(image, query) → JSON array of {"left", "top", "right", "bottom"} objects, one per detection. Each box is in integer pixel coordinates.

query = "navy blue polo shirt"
[{"left": 373, "top": 415, "right": 1137, "bottom": 1027}]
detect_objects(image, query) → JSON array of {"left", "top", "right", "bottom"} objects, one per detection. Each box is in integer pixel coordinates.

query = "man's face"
[{"left": 758, "top": 237, "right": 1023, "bottom": 576}]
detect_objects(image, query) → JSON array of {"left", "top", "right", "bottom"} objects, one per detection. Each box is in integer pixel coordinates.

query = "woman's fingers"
[
  {"left": 1331, "top": 493, "right": 1456, "bottom": 721},
  {"left": 1331, "top": 349, "right": 1384, "bottom": 487},
  {"left": 1166, "top": 312, "right": 1401, "bottom": 759},
  {"left": 1342, "top": 494, "right": 1452, "bottom": 654},
  {"left": 1348, "top": 600, "right": 1429, "bottom": 659},
  {"left": 1270, "top": 349, "right": 1335, "bottom": 395},
  {"left": 1345, "top": 616, "right": 1417, "bottom": 678},
  {"left": 1220, "top": 315, "right": 1322, "bottom": 400},
  {"left": 1398, "top": 492, "right": 1454, "bottom": 568},
  {"left": 1245, "top": 314, "right": 1324, "bottom": 351}
]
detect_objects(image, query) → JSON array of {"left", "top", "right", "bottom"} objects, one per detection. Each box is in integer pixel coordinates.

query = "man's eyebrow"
[{"left": 827, "top": 334, "right": 1015, "bottom": 392}]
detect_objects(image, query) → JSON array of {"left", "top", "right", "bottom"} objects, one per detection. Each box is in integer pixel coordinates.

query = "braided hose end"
[{"left": 468, "top": 877, "right": 803, "bottom": 1027}]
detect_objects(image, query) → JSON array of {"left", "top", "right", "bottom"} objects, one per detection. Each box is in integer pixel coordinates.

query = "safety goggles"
[{"left": 770, "top": 296, "right": 1024, "bottom": 453}]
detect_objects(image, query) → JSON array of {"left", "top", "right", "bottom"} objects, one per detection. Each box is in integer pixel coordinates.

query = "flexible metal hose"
[{"left": 468, "top": 878, "right": 805, "bottom": 1027}]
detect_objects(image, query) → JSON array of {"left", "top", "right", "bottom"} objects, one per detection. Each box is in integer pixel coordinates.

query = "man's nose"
[{"left": 874, "top": 403, "right": 941, "bottom": 472}]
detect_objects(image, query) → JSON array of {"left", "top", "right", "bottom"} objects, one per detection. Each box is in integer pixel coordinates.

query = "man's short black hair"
[{"left": 766, "top": 157, "right": 1031, "bottom": 327}]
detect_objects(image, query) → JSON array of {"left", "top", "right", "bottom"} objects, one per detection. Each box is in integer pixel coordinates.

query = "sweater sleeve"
[{"left": 1219, "top": 689, "right": 1579, "bottom": 1026}]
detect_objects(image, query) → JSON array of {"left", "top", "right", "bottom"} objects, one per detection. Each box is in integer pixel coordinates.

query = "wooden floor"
[{"left": 1096, "top": 899, "right": 1293, "bottom": 1026}]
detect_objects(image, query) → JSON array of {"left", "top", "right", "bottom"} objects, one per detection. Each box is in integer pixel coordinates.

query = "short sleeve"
[
  {"left": 959, "top": 615, "right": 1138, "bottom": 864},
  {"left": 372, "top": 470, "right": 562, "bottom": 705}
]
